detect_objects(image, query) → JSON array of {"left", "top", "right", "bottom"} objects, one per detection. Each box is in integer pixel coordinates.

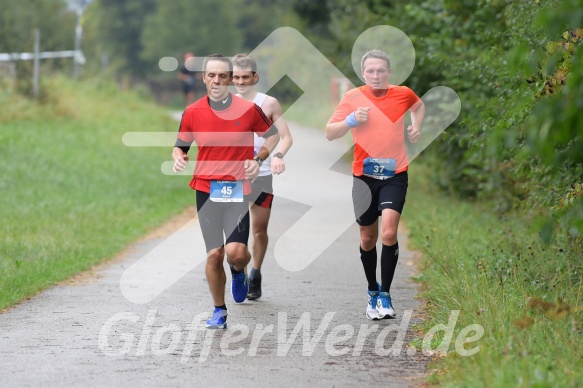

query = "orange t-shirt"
[{"left": 329, "top": 85, "right": 421, "bottom": 176}]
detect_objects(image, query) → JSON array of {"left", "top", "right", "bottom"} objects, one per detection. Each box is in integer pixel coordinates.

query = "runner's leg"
[
  {"left": 206, "top": 246, "right": 226, "bottom": 306},
  {"left": 250, "top": 203, "right": 270, "bottom": 271}
]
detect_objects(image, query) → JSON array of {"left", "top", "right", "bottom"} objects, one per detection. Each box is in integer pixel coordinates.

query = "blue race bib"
[
  {"left": 363, "top": 158, "right": 396, "bottom": 178},
  {"left": 209, "top": 180, "right": 244, "bottom": 202}
]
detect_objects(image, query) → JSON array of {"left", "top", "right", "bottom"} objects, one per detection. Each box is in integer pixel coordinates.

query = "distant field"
[{"left": 0, "top": 76, "right": 193, "bottom": 309}]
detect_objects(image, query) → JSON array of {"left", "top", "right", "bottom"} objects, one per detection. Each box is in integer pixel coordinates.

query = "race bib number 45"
[
  {"left": 210, "top": 180, "right": 243, "bottom": 202},
  {"left": 363, "top": 158, "right": 396, "bottom": 177}
]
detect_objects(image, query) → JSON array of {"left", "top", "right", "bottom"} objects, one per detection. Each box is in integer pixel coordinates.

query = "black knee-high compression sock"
[
  {"left": 360, "top": 246, "right": 378, "bottom": 291},
  {"left": 380, "top": 242, "right": 399, "bottom": 293}
]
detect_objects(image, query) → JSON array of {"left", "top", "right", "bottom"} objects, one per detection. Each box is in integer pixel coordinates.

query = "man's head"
[
  {"left": 202, "top": 54, "right": 233, "bottom": 101},
  {"left": 361, "top": 49, "right": 391, "bottom": 90},
  {"left": 232, "top": 53, "right": 259, "bottom": 96},
  {"left": 183, "top": 52, "right": 195, "bottom": 71}
]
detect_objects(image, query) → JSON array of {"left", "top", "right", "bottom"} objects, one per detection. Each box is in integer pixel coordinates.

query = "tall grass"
[
  {"left": 0, "top": 76, "right": 192, "bottom": 309},
  {"left": 403, "top": 161, "right": 583, "bottom": 387}
]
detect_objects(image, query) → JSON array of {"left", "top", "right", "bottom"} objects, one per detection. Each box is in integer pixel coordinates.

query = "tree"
[
  {"left": 84, "top": 0, "right": 156, "bottom": 78},
  {"left": 140, "top": 0, "right": 243, "bottom": 66},
  {"left": 236, "top": 0, "right": 293, "bottom": 51}
]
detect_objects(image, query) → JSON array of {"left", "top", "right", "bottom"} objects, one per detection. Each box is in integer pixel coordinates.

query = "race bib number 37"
[
  {"left": 210, "top": 180, "right": 244, "bottom": 202},
  {"left": 363, "top": 158, "right": 396, "bottom": 177}
]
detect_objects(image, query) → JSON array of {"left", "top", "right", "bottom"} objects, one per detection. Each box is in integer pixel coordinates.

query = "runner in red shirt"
[
  {"left": 326, "top": 49, "right": 425, "bottom": 320},
  {"left": 172, "top": 54, "right": 279, "bottom": 329}
]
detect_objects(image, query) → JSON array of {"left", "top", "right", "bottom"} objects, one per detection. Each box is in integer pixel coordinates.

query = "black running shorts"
[
  {"left": 352, "top": 172, "right": 408, "bottom": 226},
  {"left": 249, "top": 175, "right": 274, "bottom": 209}
]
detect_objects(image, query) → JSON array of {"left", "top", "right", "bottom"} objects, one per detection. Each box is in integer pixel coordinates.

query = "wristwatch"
[
  {"left": 273, "top": 152, "right": 284, "bottom": 159},
  {"left": 254, "top": 156, "right": 264, "bottom": 167}
]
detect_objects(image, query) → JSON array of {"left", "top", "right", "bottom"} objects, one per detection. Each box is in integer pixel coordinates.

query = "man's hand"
[
  {"left": 407, "top": 125, "right": 421, "bottom": 143},
  {"left": 355, "top": 107, "right": 371, "bottom": 124},
  {"left": 271, "top": 156, "right": 285, "bottom": 175},
  {"left": 244, "top": 159, "right": 260, "bottom": 182},
  {"left": 172, "top": 148, "right": 189, "bottom": 173}
]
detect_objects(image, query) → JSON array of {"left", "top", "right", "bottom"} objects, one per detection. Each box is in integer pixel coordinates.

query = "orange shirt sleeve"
[
  {"left": 408, "top": 88, "right": 422, "bottom": 111},
  {"left": 329, "top": 91, "right": 356, "bottom": 123}
]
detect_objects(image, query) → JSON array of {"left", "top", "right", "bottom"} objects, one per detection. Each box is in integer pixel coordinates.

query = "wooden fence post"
[{"left": 33, "top": 29, "right": 40, "bottom": 99}]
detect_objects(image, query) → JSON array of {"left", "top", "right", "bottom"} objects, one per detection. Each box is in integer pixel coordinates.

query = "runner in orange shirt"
[{"left": 326, "top": 49, "right": 425, "bottom": 320}]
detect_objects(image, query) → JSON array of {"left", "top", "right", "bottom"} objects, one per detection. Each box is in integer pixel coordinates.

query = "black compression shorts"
[{"left": 352, "top": 171, "right": 408, "bottom": 226}]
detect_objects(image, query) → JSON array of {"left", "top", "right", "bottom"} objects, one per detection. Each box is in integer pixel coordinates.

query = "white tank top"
[{"left": 252, "top": 93, "right": 272, "bottom": 176}]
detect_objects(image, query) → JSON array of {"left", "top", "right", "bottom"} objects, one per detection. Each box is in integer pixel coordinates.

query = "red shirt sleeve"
[
  {"left": 253, "top": 104, "right": 274, "bottom": 136},
  {"left": 177, "top": 111, "right": 194, "bottom": 142}
]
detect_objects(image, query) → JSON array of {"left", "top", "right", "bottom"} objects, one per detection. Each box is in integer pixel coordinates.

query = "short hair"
[
  {"left": 361, "top": 49, "right": 391, "bottom": 72},
  {"left": 232, "top": 53, "right": 257, "bottom": 73},
  {"left": 202, "top": 54, "right": 233, "bottom": 76}
]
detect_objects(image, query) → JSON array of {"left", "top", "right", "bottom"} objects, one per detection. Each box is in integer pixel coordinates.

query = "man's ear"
[{"left": 253, "top": 73, "right": 259, "bottom": 85}]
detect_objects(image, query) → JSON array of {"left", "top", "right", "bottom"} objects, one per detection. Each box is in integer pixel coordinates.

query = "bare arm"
[
  {"left": 325, "top": 119, "right": 351, "bottom": 141},
  {"left": 407, "top": 101, "right": 425, "bottom": 143},
  {"left": 172, "top": 146, "right": 189, "bottom": 173},
  {"left": 259, "top": 131, "right": 280, "bottom": 156},
  {"left": 264, "top": 97, "right": 292, "bottom": 174},
  {"left": 245, "top": 130, "right": 279, "bottom": 182}
]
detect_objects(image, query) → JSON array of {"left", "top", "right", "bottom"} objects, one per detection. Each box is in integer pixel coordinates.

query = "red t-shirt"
[
  {"left": 177, "top": 95, "right": 273, "bottom": 194},
  {"left": 329, "top": 85, "right": 421, "bottom": 176}
]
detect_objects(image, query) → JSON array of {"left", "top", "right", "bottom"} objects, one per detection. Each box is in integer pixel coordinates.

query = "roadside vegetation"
[
  {"left": 404, "top": 160, "right": 582, "bottom": 386},
  {"left": 0, "top": 76, "right": 192, "bottom": 309}
]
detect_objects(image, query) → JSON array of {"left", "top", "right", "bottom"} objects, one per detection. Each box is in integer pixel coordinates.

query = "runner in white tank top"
[{"left": 232, "top": 53, "right": 294, "bottom": 301}]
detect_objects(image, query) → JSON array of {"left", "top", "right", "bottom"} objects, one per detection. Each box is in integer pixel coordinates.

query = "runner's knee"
[
  {"left": 207, "top": 248, "right": 225, "bottom": 269},
  {"left": 253, "top": 227, "right": 268, "bottom": 242},
  {"left": 225, "top": 243, "right": 250, "bottom": 268},
  {"left": 360, "top": 234, "right": 377, "bottom": 251},
  {"left": 381, "top": 228, "right": 398, "bottom": 245}
]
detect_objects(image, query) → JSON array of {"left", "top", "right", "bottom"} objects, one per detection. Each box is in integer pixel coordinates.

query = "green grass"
[
  {"left": 403, "top": 161, "right": 583, "bottom": 387},
  {"left": 0, "top": 76, "right": 192, "bottom": 309}
]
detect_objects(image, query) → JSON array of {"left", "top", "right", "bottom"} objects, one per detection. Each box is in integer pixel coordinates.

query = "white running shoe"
[{"left": 377, "top": 292, "right": 396, "bottom": 319}]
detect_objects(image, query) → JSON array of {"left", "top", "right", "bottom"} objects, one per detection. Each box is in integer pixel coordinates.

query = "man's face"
[
  {"left": 203, "top": 60, "right": 232, "bottom": 100},
  {"left": 362, "top": 57, "right": 390, "bottom": 90},
  {"left": 232, "top": 67, "right": 258, "bottom": 95}
]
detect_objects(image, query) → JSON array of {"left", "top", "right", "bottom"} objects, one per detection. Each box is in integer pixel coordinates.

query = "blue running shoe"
[
  {"left": 205, "top": 308, "right": 227, "bottom": 329},
  {"left": 231, "top": 269, "right": 248, "bottom": 303},
  {"left": 366, "top": 282, "right": 381, "bottom": 320},
  {"left": 377, "top": 292, "right": 396, "bottom": 319}
]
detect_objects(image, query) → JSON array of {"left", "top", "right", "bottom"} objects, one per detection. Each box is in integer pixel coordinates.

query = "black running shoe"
[{"left": 247, "top": 273, "right": 262, "bottom": 300}]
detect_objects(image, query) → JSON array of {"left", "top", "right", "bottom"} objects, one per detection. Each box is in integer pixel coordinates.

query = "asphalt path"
[{"left": 0, "top": 121, "right": 430, "bottom": 387}]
